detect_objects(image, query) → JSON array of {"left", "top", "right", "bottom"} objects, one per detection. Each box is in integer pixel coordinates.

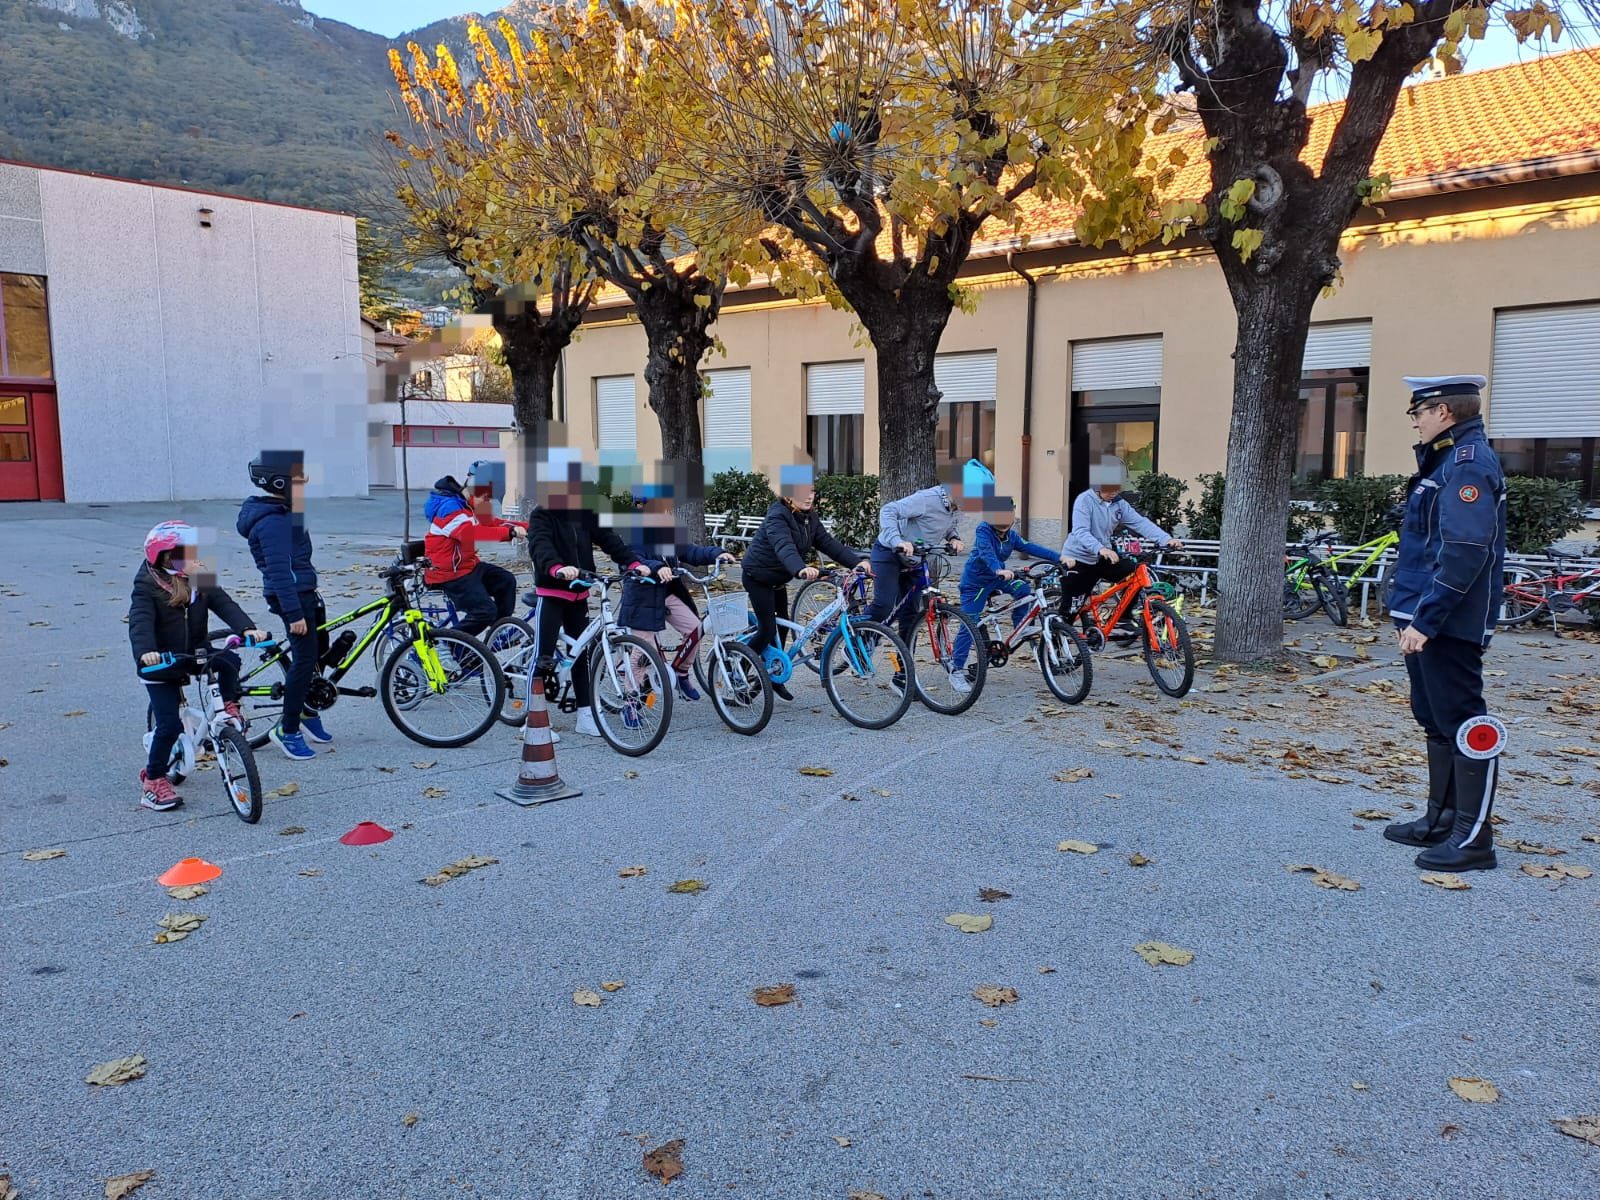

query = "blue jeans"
[
  {"left": 267, "top": 590, "right": 325, "bottom": 736},
  {"left": 951, "top": 580, "right": 1031, "bottom": 670},
  {"left": 143, "top": 652, "right": 241, "bottom": 777}
]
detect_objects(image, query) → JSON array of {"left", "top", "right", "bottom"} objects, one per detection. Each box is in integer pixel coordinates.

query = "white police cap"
[{"left": 1403, "top": 374, "right": 1487, "bottom": 403}]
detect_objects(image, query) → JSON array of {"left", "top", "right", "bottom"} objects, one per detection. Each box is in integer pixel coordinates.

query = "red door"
[{"left": 0, "top": 389, "right": 64, "bottom": 501}]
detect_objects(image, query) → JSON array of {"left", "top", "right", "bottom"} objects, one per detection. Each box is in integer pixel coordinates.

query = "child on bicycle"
[
  {"left": 740, "top": 463, "right": 868, "bottom": 702},
  {"left": 621, "top": 486, "right": 736, "bottom": 702},
  {"left": 949, "top": 491, "right": 1060, "bottom": 691},
  {"left": 867, "top": 478, "right": 965, "bottom": 645},
  {"left": 130, "top": 521, "right": 268, "bottom": 811},
  {"left": 1059, "top": 456, "right": 1183, "bottom": 627},
  {"left": 423, "top": 464, "right": 525, "bottom": 638},
  {"left": 526, "top": 452, "right": 653, "bottom": 737},
  {"left": 237, "top": 451, "right": 330, "bottom": 761}
]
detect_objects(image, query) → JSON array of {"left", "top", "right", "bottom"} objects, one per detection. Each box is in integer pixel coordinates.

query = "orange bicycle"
[{"left": 1064, "top": 541, "right": 1194, "bottom": 697}]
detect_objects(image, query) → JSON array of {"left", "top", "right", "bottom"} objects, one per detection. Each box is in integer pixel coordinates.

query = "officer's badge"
[
  {"left": 1459, "top": 485, "right": 1480, "bottom": 503},
  {"left": 1455, "top": 444, "right": 1476, "bottom": 462}
]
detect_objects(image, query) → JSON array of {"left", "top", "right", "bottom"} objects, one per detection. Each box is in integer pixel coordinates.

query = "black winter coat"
[
  {"left": 527, "top": 506, "right": 640, "bottom": 594},
  {"left": 619, "top": 542, "right": 723, "bottom": 631},
  {"left": 128, "top": 565, "right": 254, "bottom": 673},
  {"left": 740, "top": 501, "right": 863, "bottom": 586}
]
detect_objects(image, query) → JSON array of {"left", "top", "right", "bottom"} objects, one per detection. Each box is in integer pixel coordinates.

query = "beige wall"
[{"left": 563, "top": 191, "right": 1600, "bottom": 529}]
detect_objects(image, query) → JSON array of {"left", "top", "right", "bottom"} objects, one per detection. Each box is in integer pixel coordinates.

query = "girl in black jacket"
[
  {"left": 740, "top": 470, "right": 867, "bottom": 701},
  {"left": 129, "top": 521, "right": 266, "bottom": 811}
]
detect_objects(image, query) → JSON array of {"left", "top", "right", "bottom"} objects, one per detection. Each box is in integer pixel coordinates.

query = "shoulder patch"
[
  {"left": 1459, "top": 485, "right": 1480, "bottom": 503},
  {"left": 1455, "top": 444, "right": 1475, "bottom": 462}
]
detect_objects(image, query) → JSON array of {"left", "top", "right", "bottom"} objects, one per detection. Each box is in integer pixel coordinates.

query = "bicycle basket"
[{"left": 708, "top": 595, "right": 751, "bottom": 636}]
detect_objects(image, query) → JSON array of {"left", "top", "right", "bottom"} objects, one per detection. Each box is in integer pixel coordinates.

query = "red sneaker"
[
  {"left": 223, "top": 701, "right": 246, "bottom": 730},
  {"left": 140, "top": 770, "right": 183, "bottom": 812}
]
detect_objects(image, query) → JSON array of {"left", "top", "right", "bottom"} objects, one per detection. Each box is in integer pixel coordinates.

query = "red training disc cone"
[
  {"left": 339, "top": 821, "right": 394, "bottom": 846},
  {"left": 157, "top": 857, "right": 223, "bottom": 887}
]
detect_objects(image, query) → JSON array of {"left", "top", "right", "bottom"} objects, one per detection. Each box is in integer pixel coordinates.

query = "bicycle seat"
[{"left": 1545, "top": 546, "right": 1585, "bottom": 560}]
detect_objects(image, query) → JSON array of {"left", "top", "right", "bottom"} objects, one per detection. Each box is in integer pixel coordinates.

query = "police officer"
[{"left": 1382, "top": 375, "right": 1508, "bottom": 872}]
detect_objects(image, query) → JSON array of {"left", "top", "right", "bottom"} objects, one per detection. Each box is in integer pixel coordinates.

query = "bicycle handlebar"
[{"left": 140, "top": 633, "right": 276, "bottom": 674}]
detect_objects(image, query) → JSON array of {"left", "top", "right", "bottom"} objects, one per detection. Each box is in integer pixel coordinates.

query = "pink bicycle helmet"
[{"left": 144, "top": 520, "right": 196, "bottom": 566}]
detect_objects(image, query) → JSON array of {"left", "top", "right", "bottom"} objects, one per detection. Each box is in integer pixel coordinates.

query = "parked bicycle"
[
  {"left": 484, "top": 573, "right": 674, "bottom": 757},
  {"left": 968, "top": 560, "right": 1094, "bottom": 704},
  {"left": 238, "top": 541, "right": 506, "bottom": 749},
  {"left": 1284, "top": 530, "right": 1351, "bottom": 626},
  {"left": 1064, "top": 540, "right": 1195, "bottom": 698},
  {"left": 140, "top": 631, "right": 275, "bottom": 823},
  {"left": 1496, "top": 547, "right": 1600, "bottom": 629}
]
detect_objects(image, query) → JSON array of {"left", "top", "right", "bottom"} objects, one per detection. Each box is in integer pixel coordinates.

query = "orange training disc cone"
[
  {"left": 158, "top": 857, "right": 223, "bottom": 887},
  {"left": 340, "top": 821, "right": 393, "bottom": 846}
]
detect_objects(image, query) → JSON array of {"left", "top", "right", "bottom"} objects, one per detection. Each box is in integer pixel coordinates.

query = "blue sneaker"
[
  {"left": 299, "top": 713, "right": 333, "bottom": 743},
  {"left": 675, "top": 674, "right": 701, "bottom": 702},
  {"left": 270, "top": 724, "right": 316, "bottom": 761}
]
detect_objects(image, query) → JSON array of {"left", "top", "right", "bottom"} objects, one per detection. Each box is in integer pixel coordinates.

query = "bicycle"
[
  {"left": 737, "top": 568, "right": 914, "bottom": 730},
  {"left": 1283, "top": 531, "right": 1350, "bottom": 626},
  {"left": 658, "top": 563, "right": 776, "bottom": 736},
  {"left": 968, "top": 560, "right": 1094, "bottom": 704},
  {"left": 796, "top": 541, "right": 987, "bottom": 715},
  {"left": 1496, "top": 547, "right": 1600, "bottom": 629},
  {"left": 140, "top": 631, "right": 275, "bottom": 823},
  {"left": 483, "top": 573, "right": 675, "bottom": 757},
  {"left": 1064, "top": 541, "right": 1195, "bottom": 698},
  {"left": 238, "top": 540, "right": 507, "bottom": 749}
]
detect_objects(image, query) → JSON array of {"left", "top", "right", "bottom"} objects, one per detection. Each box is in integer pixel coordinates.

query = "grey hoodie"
[{"left": 877, "top": 486, "right": 961, "bottom": 551}]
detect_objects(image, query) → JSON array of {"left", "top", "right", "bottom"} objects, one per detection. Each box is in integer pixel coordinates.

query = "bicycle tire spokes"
[{"left": 822, "top": 620, "right": 913, "bottom": 730}]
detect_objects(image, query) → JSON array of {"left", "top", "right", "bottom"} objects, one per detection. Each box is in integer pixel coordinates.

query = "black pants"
[
  {"left": 144, "top": 652, "right": 241, "bottom": 778},
  {"left": 745, "top": 581, "right": 791, "bottom": 656},
  {"left": 267, "top": 590, "right": 326, "bottom": 736},
  {"left": 1401, "top": 629, "right": 1486, "bottom": 743},
  {"left": 534, "top": 596, "right": 591, "bottom": 706},
  {"left": 866, "top": 544, "right": 920, "bottom": 643},
  {"left": 1058, "top": 556, "right": 1139, "bottom": 612},
  {"left": 437, "top": 562, "right": 517, "bottom": 638}
]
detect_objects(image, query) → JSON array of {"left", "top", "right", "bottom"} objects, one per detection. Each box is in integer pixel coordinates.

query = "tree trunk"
[
  {"left": 500, "top": 335, "right": 559, "bottom": 431},
  {"left": 635, "top": 284, "right": 720, "bottom": 544},
  {"left": 1213, "top": 274, "right": 1320, "bottom": 663}
]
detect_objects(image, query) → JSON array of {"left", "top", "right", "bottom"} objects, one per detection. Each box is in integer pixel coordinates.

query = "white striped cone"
[{"left": 496, "top": 674, "right": 581, "bottom": 807}]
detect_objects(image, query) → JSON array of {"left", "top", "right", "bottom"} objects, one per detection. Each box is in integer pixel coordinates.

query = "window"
[
  {"left": 595, "top": 376, "right": 638, "bottom": 453},
  {"left": 0, "top": 274, "right": 53, "bottom": 379},
  {"left": 435, "top": 428, "right": 460, "bottom": 445},
  {"left": 390, "top": 425, "right": 506, "bottom": 446},
  {"left": 462, "top": 429, "right": 485, "bottom": 446},
  {"left": 1069, "top": 338, "right": 1163, "bottom": 499},
  {"left": 1491, "top": 437, "right": 1598, "bottom": 505},
  {"left": 805, "top": 361, "right": 866, "bottom": 476},
  {"left": 704, "top": 368, "right": 753, "bottom": 450},
  {"left": 1292, "top": 371, "right": 1369, "bottom": 497},
  {"left": 934, "top": 352, "right": 996, "bottom": 477},
  {"left": 409, "top": 428, "right": 435, "bottom": 445}
]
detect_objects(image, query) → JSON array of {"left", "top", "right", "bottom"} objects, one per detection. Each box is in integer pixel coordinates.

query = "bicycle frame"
[
  {"left": 975, "top": 586, "right": 1048, "bottom": 655},
  {"left": 1078, "top": 560, "right": 1162, "bottom": 641}
]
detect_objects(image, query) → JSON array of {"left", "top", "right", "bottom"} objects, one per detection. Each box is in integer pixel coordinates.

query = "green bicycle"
[
  {"left": 1285, "top": 528, "right": 1402, "bottom": 624},
  {"left": 239, "top": 542, "right": 506, "bottom": 749}
]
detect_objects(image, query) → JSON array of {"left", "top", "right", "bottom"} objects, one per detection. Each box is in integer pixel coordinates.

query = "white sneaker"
[
  {"left": 573, "top": 709, "right": 602, "bottom": 737},
  {"left": 948, "top": 671, "right": 972, "bottom": 694}
]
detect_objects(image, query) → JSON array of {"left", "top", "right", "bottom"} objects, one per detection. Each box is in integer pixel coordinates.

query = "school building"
[{"left": 559, "top": 49, "right": 1600, "bottom": 543}]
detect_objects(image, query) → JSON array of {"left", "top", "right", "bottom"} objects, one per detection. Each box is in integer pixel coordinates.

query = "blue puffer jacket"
[
  {"left": 237, "top": 494, "right": 318, "bottom": 622},
  {"left": 959, "top": 522, "right": 1059, "bottom": 594},
  {"left": 1387, "top": 416, "right": 1507, "bottom": 646},
  {"left": 620, "top": 542, "right": 723, "bottom": 632}
]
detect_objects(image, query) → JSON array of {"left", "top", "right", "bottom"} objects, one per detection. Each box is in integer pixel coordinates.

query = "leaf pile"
[
  {"left": 420, "top": 855, "right": 499, "bottom": 886},
  {"left": 1521, "top": 862, "right": 1592, "bottom": 881}
]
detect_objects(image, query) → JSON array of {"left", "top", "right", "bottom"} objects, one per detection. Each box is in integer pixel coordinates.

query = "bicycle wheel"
[
  {"left": 587, "top": 633, "right": 673, "bottom": 756},
  {"left": 1314, "top": 571, "right": 1350, "bottom": 626},
  {"left": 379, "top": 628, "right": 505, "bottom": 748},
  {"left": 1039, "top": 613, "right": 1093, "bottom": 704},
  {"left": 214, "top": 725, "right": 262, "bottom": 824},
  {"left": 910, "top": 601, "right": 985, "bottom": 715},
  {"left": 1142, "top": 597, "right": 1194, "bottom": 698},
  {"left": 790, "top": 580, "right": 844, "bottom": 674},
  {"left": 485, "top": 615, "right": 538, "bottom": 726},
  {"left": 240, "top": 654, "right": 289, "bottom": 750},
  {"left": 1283, "top": 574, "right": 1320, "bottom": 620},
  {"left": 1496, "top": 568, "right": 1547, "bottom": 627},
  {"left": 820, "top": 619, "right": 913, "bottom": 730},
  {"left": 706, "top": 640, "right": 774, "bottom": 736}
]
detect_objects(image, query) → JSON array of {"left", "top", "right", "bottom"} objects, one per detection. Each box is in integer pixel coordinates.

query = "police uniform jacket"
[{"left": 1387, "top": 415, "right": 1507, "bottom": 647}]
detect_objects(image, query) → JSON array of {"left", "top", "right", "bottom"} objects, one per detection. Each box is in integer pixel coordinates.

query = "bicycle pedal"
[{"left": 340, "top": 686, "right": 378, "bottom": 698}]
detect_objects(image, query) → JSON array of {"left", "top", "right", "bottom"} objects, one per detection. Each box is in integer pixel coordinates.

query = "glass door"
[
  {"left": 0, "top": 390, "right": 63, "bottom": 501},
  {"left": 1070, "top": 393, "right": 1160, "bottom": 500}
]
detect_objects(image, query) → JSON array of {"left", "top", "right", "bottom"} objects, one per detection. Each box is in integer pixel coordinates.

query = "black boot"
[
  {"left": 1383, "top": 738, "right": 1457, "bottom": 847},
  {"left": 1415, "top": 755, "right": 1499, "bottom": 872}
]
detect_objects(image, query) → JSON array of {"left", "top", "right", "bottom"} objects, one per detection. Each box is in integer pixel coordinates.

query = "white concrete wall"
[
  {"left": 371, "top": 399, "right": 514, "bottom": 490},
  {"left": 4, "top": 165, "right": 367, "bottom": 502}
]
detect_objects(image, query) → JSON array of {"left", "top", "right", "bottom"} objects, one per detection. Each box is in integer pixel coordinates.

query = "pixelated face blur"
[{"left": 785, "top": 482, "right": 816, "bottom": 510}]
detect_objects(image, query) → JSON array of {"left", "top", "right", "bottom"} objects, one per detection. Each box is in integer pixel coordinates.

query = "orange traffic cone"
[
  {"left": 157, "top": 857, "right": 222, "bottom": 887},
  {"left": 340, "top": 821, "right": 394, "bottom": 845},
  {"left": 497, "top": 674, "right": 581, "bottom": 807}
]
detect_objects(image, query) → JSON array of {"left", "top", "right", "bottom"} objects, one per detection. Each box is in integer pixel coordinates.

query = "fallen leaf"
[
  {"left": 165, "top": 884, "right": 207, "bottom": 900},
  {"left": 870, "top": 788, "right": 891, "bottom": 797},
  {"left": 1440, "top": 1123, "right": 1461, "bottom": 1140},
  {"left": 840, "top": 792, "right": 861, "bottom": 802},
  {"left": 831, "top": 1135, "right": 852, "bottom": 1148},
  {"left": 1554, "top": 1114, "right": 1600, "bottom": 1146},
  {"left": 1311, "top": 655, "right": 1339, "bottom": 669},
  {"left": 86, "top": 1055, "right": 147, "bottom": 1087},
  {"left": 1583, "top": 833, "right": 1600, "bottom": 845},
  {"left": 1420, "top": 872, "right": 1471, "bottom": 890},
  {"left": 1037, "top": 966, "right": 1056, "bottom": 975},
  {"left": 421, "top": 855, "right": 499, "bottom": 886},
  {"left": 63, "top": 710, "right": 87, "bottom": 717},
  {"left": 667, "top": 879, "right": 708, "bottom": 894},
  {"left": 1052, "top": 767, "right": 1093, "bottom": 783},
  {"left": 1181, "top": 755, "right": 1208, "bottom": 765},
  {"left": 600, "top": 980, "right": 626, "bottom": 992},
  {"left": 375, "top": 766, "right": 398, "bottom": 774},
  {"left": 1286, "top": 864, "right": 1361, "bottom": 891},
  {"left": 153, "top": 912, "right": 207, "bottom": 944},
  {"left": 798, "top": 765, "right": 835, "bottom": 777},
  {"left": 623, "top": 770, "right": 640, "bottom": 779},
  {"left": 1057, "top": 840, "right": 1100, "bottom": 855},
  {"left": 618, "top": 866, "right": 648, "bottom": 878},
  {"left": 1449, "top": 1076, "right": 1500, "bottom": 1103},
  {"left": 1522, "top": 862, "right": 1592, "bottom": 880},
  {"left": 1127, "top": 852, "right": 1153, "bottom": 867},
  {"left": 1133, "top": 941, "right": 1194, "bottom": 967},
  {"left": 22, "top": 848, "right": 67, "bottom": 861},
  {"left": 1353, "top": 808, "right": 1395, "bottom": 820},
  {"left": 402, "top": 1112, "right": 420, "bottom": 1127},
  {"left": 1351, "top": 1081, "right": 1370, "bottom": 1092},
  {"left": 643, "top": 1138, "right": 684, "bottom": 1185},
  {"left": 972, "top": 984, "right": 1019, "bottom": 1007},
  {"left": 1496, "top": 837, "right": 1565, "bottom": 856},
  {"left": 422, "top": 786, "right": 448, "bottom": 798},
  {"left": 944, "top": 912, "right": 993, "bottom": 934},
  {"left": 104, "top": 1170, "right": 155, "bottom": 1199},
  {"left": 265, "top": 782, "right": 300, "bottom": 798},
  {"left": 278, "top": 826, "right": 306, "bottom": 836},
  {"left": 411, "top": 761, "right": 437, "bottom": 770},
  {"left": 847, "top": 1192, "right": 886, "bottom": 1200},
  {"left": 573, "top": 989, "right": 604, "bottom": 1007},
  {"left": 979, "top": 1018, "right": 998, "bottom": 1028},
  {"left": 1, "top": 1174, "right": 16, "bottom": 1200},
  {"left": 298, "top": 869, "right": 320, "bottom": 878},
  {"left": 752, "top": 983, "right": 796, "bottom": 1006},
  {"left": 977, "top": 887, "right": 1012, "bottom": 902}
]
